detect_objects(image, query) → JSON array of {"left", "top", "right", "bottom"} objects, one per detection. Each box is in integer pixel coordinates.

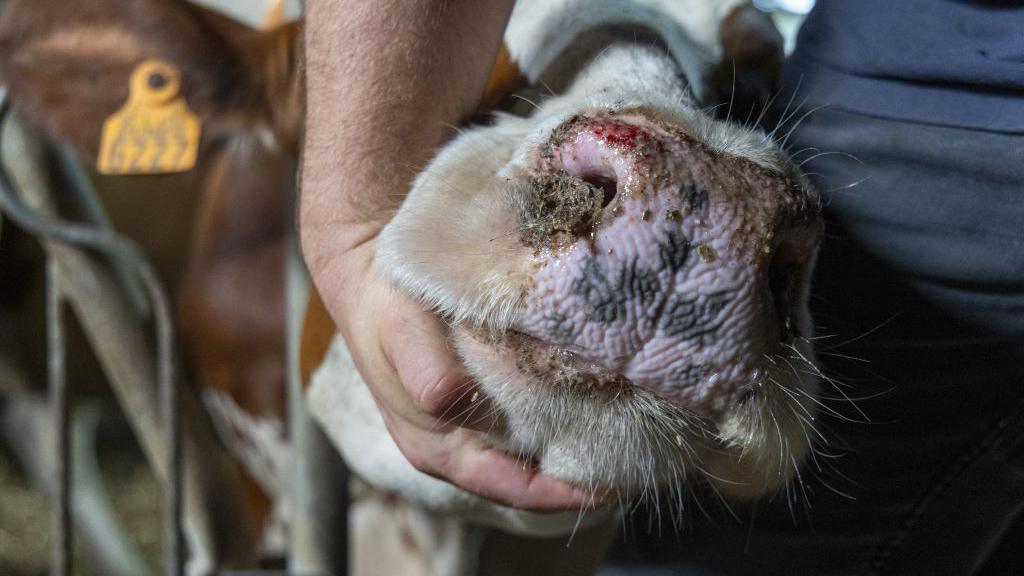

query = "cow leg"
[
  {"left": 348, "top": 482, "right": 616, "bottom": 576},
  {"left": 350, "top": 482, "right": 486, "bottom": 576}
]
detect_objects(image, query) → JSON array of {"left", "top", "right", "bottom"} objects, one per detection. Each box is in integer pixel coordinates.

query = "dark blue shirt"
[{"left": 783, "top": 0, "right": 1024, "bottom": 133}]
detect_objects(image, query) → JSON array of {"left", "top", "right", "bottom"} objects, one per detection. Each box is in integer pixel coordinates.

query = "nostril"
[
  {"left": 581, "top": 173, "right": 618, "bottom": 208},
  {"left": 548, "top": 120, "right": 628, "bottom": 209}
]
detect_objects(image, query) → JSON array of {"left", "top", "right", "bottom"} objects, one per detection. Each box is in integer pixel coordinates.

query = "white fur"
[
  {"left": 375, "top": 43, "right": 798, "bottom": 335},
  {"left": 202, "top": 390, "right": 291, "bottom": 552},
  {"left": 505, "top": 0, "right": 746, "bottom": 100}
]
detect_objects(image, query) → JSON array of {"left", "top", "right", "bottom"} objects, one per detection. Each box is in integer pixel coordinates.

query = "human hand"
[
  {"left": 300, "top": 0, "right": 599, "bottom": 512},
  {"left": 304, "top": 239, "right": 596, "bottom": 512}
]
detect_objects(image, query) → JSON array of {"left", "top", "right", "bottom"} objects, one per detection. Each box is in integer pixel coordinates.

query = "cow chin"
[{"left": 451, "top": 311, "right": 818, "bottom": 502}]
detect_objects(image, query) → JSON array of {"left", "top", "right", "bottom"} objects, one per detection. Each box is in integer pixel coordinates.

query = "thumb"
[{"left": 381, "top": 296, "right": 494, "bottom": 430}]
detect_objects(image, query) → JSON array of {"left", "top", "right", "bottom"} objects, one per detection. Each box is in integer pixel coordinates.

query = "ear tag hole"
[{"left": 148, "top": 73, "right": 167, "bottom": 89}]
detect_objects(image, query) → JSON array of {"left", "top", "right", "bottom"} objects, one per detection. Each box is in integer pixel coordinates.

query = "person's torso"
[{"left": 784, "top": 0, "right": 1024, "bottom": 133}]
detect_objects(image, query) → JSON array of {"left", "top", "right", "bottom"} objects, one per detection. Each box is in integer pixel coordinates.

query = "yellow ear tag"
[{"left": 97, "top": 59, "right": 201, "bottom": 175}]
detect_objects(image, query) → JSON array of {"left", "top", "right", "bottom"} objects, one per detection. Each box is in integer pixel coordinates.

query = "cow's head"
[
  {"left": 0, "top": 0, "right": 300, "bottom": 159},
  {"left": 377, "top": 41, "right": 821, "bottom": 501}
]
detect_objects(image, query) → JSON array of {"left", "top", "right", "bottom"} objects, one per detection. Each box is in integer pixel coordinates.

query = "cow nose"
[
  {"left": 543, "top": 117, "right": 668, "bottom": 206},
  {"left": 518, "top": 112, "right": 823, "bottom": 403},
  {"left": 580, "top": 173, "right": 618, "bottom": 209}
]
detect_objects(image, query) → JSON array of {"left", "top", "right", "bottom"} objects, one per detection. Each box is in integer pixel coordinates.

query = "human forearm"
[
  {"left": 296, "top": 1, "right": 589, "bottom": 511},
  {"left": 300, "top": 0, "right": 515, "bottom": 272}
]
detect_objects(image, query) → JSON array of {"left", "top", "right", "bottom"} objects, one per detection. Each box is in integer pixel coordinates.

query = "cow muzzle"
[{"left": 509, "top": 112, "right": 822, "bottom": 416}]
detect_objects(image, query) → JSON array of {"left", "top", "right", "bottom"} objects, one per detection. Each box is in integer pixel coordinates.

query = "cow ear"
[
  {"left": 704, "top": 3, "right": 784, "bottom": 124},
  {"left": 0, "top": 0, "right": 298, "bottom": 161}
]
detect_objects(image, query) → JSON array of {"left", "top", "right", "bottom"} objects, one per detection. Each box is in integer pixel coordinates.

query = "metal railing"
[
  {"left": 0, "top": 88, "right": 347, "bottom": 576},
  {"left": 0, "top": 91, "right": 184, "bottom": 576}
]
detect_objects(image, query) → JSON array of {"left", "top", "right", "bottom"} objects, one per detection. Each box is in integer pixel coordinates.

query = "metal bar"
[
  {"left": 52, "top": 142, "right": 151, "bottom": 319},
  {"left": 285, "top": 212, "right": 349, "bottom": 576},
  {"left": 161, "top": 267, "right": 182, "bottom": 576},
  {"left": 0, "top": 95, "right": 184, "bottom": 576},
  {"left": 47, "top": 257, "right": 71, "bottom": 576},
  {"left": 1, "top": 393, "right": 155, "bottom": 576}
]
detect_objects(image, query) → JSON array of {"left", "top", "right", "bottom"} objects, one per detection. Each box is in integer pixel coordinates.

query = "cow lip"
[
  {"left": 510, "top": 330, "right": 607, "bottom": 370},
  {"left": 502, "top": 330, "right": 637, "bottom": 389}
]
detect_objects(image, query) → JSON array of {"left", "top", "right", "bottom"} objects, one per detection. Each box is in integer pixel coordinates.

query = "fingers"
[
  {"left": 442, "top": 432, "right": 601, "bottom": 512},
  {"left": 326, "top": 254, "right": 591, "bottom": 512},
  {"left": 383, "top": 412, "right": 599, "bottom": 512},
  {"left": 383, "top": 302, "right": 468, "bottom": 417},
  {"left": 381, "top": 297, "right": 495, "bottom": 431}
]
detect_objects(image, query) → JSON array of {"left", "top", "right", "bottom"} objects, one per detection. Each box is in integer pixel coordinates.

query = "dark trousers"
[{"left": 603, "top": 106, "right": 1024, "bottom": 575}]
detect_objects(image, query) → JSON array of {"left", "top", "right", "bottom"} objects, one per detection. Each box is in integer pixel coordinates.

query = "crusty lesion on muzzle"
[{"left": 515, "top": 170, "right": 606, "bottom": 250}]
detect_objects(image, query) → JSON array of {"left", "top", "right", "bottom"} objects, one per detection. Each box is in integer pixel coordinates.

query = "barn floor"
[{"left": 0, "top": 419, "right": 162, "bottom": 576}]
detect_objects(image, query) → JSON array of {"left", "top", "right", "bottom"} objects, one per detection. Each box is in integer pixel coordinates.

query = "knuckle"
[{"left": 413, "top": 372, "right": 466, "bottom": 418}]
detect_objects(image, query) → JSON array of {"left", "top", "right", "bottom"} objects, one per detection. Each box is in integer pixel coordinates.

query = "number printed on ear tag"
[{"left": 97, "top": 59, "right": 201, "bottom": 175}]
